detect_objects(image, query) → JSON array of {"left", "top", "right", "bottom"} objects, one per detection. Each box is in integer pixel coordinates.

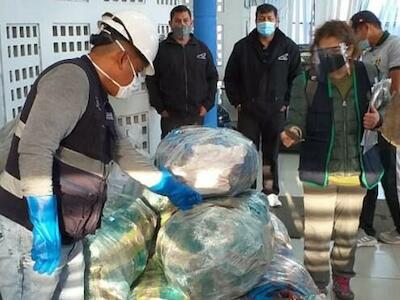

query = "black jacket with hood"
[
  {"left": 146, "top": 34, "right": 218, "bottom": 117},
  {"left": 224, "top": 28, "right": 301, "bottom": 119}
]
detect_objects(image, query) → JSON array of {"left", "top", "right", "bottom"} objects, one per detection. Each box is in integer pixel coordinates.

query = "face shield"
[{"left": 313, "top": 43, "right": 350, "bottom": 80}]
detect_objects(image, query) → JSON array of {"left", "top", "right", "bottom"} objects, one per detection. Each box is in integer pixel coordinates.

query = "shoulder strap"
[{"left": 304, "top": 70, "right": 318, "bottom": 107}]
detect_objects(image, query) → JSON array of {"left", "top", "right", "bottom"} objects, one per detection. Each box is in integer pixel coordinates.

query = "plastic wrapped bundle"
[
  {"left": 247, "top": 214, "right": 320, "bottom": 300},
  {"left": 157, "top": 191, "right": 274, "bottom": 300},
  {"left": 141, "top": 188, "right": 177, "bottom": 226},
  {"left": 107, "top": 163, "right": 176, "bottom": 225},
  {"left": 84, "top": 171, "right": 158, "bottom": 300},
  {"left": 131, "top": 258, "right": 188, "bottom": 300},
  {"left": 155, "top": 127, "right": 259, "bottom": 196}
]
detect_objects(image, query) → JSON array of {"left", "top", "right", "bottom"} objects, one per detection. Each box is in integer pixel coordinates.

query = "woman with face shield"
[{"left": 280, "top": 21, "right": 384, "bottom": 300}]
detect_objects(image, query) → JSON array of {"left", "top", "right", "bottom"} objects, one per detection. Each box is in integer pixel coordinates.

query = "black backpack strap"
[{"left": 303, "top": 69, "right": 318, "bottom": 107}]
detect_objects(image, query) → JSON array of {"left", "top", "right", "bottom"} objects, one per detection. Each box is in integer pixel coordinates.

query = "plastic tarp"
[
  {"left": 131, "top": 258, "right": 188, "bottom": 300},
  {"left": 156, "top": 191, "right": 274, "bottom": 300},
  {"left": 155, "top": 127, "right": 259, "bottom": 197},
  {"left": 247, "top": 214, "right": 320, "bottom": 300},
  {"left": 84, "top": 166, "right": 158, "bottom": 300}
]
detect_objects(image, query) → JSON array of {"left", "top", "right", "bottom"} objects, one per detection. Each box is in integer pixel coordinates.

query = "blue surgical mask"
[
  {"left": 358, "top": 39, "right": 370, "bottom": 51},
  {"left": 257, "top": 21, "right": 276, "bottom": 37}
]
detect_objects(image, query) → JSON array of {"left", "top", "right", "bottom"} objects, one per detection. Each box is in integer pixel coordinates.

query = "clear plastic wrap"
[
  {"left": 156, "top": 191, "right": 274, "bottom": 300},
  {"left": 155, "top": 127, "right": 259, "bottom": 197},
  {"left": 131, "top": 258, "right": 188, "bottom": 300},
  {"left": 362, "top": 78, "right": 391, "bottom": 153},
  {"left": 84, "top": 168, "right": 158, "bottom": 300},
  {"left": 247, "top": 214, "right": 320, "bottom": 300}
]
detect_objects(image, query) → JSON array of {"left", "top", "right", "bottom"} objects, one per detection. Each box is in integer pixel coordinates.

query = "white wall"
[
  {"left": 0, "top": 0, "right": 257, "bottom": 154},
  {"left": 0, "top": 0, "right": 186, "bottom": 156},
  {"left": 218, "top": 1, "right": 251, "bottom": 78}
]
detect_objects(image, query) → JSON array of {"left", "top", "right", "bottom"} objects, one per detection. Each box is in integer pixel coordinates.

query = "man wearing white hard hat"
[{"left": 0, "top": 11, "right": 202, "bottom": 299}]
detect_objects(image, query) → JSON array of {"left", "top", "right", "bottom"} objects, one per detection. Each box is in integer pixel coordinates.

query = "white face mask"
[{"left": 87, "top": 40, "right": 140, "bottom": 99}]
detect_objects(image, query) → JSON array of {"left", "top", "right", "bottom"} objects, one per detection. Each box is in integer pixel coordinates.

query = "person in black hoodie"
[
  {"left": 224, "top": 3, "right": 301, "bottom": 207},
  {"left": 146, "top": 5, "right": 218, "bottom": 138}
]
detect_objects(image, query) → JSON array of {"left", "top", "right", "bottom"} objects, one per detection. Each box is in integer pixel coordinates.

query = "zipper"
[
  {"left": 342, "top": 86, "right": 351, "bottom": 175},
  {"left": 182, "top": 45, "right": 189, "bottom": 112},
  {"left": 332, "top": 78, "right": 352, "bottom": 176},
  {"left": 322, "top": 80, "right": 335, "bottom": 187}
]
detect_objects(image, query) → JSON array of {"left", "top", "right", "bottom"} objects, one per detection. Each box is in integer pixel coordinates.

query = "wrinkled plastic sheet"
[
  {"left": 155, "top": 127, "right": 259, "bottom": 197},
  {"left": 84, "top": 167, "right": 158, "bottom": 300},
  {"left": 106, "top": 163, "right": 177, "bottom": 226},
  {"left": 247, "top": 214, "right": 320, "bottom": 300},
  {"left": 156, "top": 191, "right": 274, "bottom": 300},
  {"left": 131, "top": 257, "right": 188, "bottom": 300}
]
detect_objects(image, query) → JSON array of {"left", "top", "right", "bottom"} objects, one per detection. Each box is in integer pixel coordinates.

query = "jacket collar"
[
  {"left": 248, "top": 27, "right": 287, "bottom": 48},
  {"left": 165, "top": 33, "right": 199, "bottom": 46},
  {"left": 375, "top": 30, "right": 390, "bottom": 47},
  {"left": 248, "top": 28, "right": 289, "bottom": 62}
]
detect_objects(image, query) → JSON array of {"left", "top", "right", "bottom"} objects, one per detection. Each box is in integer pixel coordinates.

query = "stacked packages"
[
  {"left": 83, "top": 127, "right": 319, "bottom": 300},
  {"left": 156, "top": 192, "right": 274, "bottom": 299},
  {"left": 84, "top": 166, "right": 158, "bottom": 300}
]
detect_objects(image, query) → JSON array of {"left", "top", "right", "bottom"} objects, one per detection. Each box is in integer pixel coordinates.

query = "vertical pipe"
[{"left": 194, "top": 0, "right": 217, "bottom": 127}]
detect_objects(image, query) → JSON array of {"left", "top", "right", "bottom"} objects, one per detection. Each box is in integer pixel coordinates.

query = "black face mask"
[{"left": 318, "top": 53, "right": 346, "bottom": 73}]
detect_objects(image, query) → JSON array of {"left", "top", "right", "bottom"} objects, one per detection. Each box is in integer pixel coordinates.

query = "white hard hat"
[{"left": 99, "top": 11, "right": 159, "bottom": 75}]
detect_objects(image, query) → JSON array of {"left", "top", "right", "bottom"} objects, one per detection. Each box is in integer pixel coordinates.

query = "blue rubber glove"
[
  {"left": 26, "top": 195, "right": 61, "bottom": 275},
  {"left": 149, "top": 168, "right": 203, "bottom": 210}
]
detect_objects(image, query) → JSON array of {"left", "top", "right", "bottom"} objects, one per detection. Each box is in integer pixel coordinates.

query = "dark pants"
[
  {"left": 161, "top": 114, "right": 203, "bottom": 139},
  {"left": 237, "top": 110, "right": 284, "bottom": 195},
  {"left": 359, "top": 135, "right": 400, "bottom": 236}
]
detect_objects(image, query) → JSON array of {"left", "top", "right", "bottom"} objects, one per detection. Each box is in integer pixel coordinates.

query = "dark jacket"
[
  {"left": 146, "top": 34, "right": 218, "bottom": 117},
  {"left": 0, "top": 56, "right": 115, "bottom": 243},
  {"left": 224, "top": 28, "right": 301, "bottom": 118}
]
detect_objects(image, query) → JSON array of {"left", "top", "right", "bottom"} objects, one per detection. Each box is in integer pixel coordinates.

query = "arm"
[
  {"left": 19, "top": 64, "right": 89, "bottom": 196},
  {"left": 389, "top": 69, "right": 400, "bottom": 94},
  {"left": 18, "top": 63, "right": 89, "bottom": 274},
  {"left": 114, "top": 136, "right": 162, "bottom": 187},
  {"left": 388, "top": 38, "right": 400, "bottom": 94},
  {"left": 224, "top": 43, "right": 243, "bottom": 107},
  {"left": 284, "top": 73, "right": 308, "bottom": 139},
  {"left": 284, "top": 43, "right": 302, "bottom": 106},
  {"left": 145, "top": 51, "right": 166, "bottom": 114},
  {"left": 114, "top": 135, "right": 202, "bottom": 210},
  {"left": 202, "top": 47, "right": 218, "bottom": 111}
]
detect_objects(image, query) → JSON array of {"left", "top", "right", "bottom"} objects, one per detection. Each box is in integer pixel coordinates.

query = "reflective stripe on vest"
[
  {"left": 14, "top": 120, "right": 107, "bottom": 179},
  {"left": 0, "top": 171, "right": 23, "bottom": 198}
]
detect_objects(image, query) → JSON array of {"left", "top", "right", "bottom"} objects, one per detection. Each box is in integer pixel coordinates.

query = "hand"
[
  {"left": 280, "top": 128, "right": 299, "bottom": 148},
  {"left": 26, "top": 195, "right": 61, "bottom": 275},
  {"left": 236, "top": 104, "right": 242, "bottom": 112},
  {"left": 199, "top": 106, "right": 207, "bottom": 117},
  {"left": 149, "top": 168, "right": 203, "bottom": 210},
  {"left": 280, "top": 105, "right": 288, "bottom": 112},
  {"left": 363, "top": 105, "right": 380, "bottom": 129},
  {"left": 161, "top": 110, "right": 169, "bottom": 118}
]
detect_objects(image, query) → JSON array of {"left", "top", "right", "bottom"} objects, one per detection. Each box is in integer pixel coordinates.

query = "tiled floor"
[
  {"left": 278, "top": 152, "right": 400, "bottom": 300},
  {"left": 291, "top": 239, "right": 400, "bottom": 299}
]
